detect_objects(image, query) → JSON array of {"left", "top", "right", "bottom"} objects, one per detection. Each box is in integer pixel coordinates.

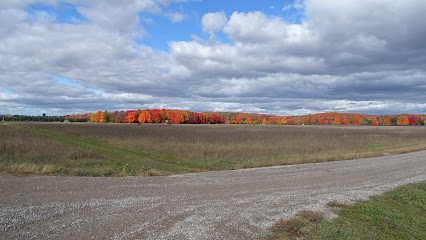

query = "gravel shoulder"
[{"left": 1, "top": 150, "right": 426, "bottom": 239}]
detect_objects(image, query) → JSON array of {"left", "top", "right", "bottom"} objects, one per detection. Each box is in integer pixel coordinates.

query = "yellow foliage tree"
[
  {"left": 334, "top": 118, "right": 341, "bottom": 125},
  {"left": 90, "top": 113, "right": 96, "bottom": 122}
]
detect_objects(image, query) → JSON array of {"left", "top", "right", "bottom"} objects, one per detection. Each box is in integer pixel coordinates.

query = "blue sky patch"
[
  {"left": 53, "top": 76, "right": 83, "bottom": 87},
  {"left": 138, "top": 12, "right": 201, "bottom": 51},
  {"left": 27, "top": 1, "right": 303, "bottom": 51},
  {"left": 28, "top": 2, "right": 86, "bottom": 24},
  {"left": 0, "top": 89, "right": 12, "bottom": 94},
  {"left": 53, "top": 76, "right": 106, "bottom": 94},
  {"left": 137, "top": 0, "right": 304, "bottom": 51},
  {"left": 89, "top": 88, "right": 106, "bottom": 94}
]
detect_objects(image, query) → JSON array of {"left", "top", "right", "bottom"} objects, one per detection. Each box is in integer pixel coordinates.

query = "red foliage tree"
[
  {"left": 209, "top": 114, "right": 224, "bottom": 124},
  {"left": 151, "top": 110, "right": 162, "bottom": 123},
  {"left": 170, "top": 111, "right": 185, "bottom": 124},
  {"left": 408, "top": 115, "right": 418, "bottom": 125},
  {"left": 352, "top": 118, "right": 360, "bottom": 125},
  {"left": 267, "top": 118, "right": 275, "bottom": 124}
]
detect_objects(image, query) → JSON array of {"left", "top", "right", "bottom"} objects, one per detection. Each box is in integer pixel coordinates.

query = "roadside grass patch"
[
  {"left": 266, "top": 211, "right": 326, "bottom": 240},
  {"left": 266, "top": 182, "right": 426, "bottom": 240},
  {"left": 326, "top": 201, "right": 346, "bottom": 208}
]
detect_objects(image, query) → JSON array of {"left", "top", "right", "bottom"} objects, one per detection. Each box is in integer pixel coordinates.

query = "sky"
[{"left": 1, "top": 0, "right": 425, "bottom": 116}]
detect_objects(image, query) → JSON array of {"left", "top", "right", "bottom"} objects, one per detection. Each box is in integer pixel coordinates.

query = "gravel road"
[{"left": 1, "top": 150, "right": 426, "bottom": 239}]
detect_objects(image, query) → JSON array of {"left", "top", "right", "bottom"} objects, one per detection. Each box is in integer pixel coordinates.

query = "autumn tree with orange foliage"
[
  {"left": 382, "top": 118, "right": 391, "bottom": 125},
  {"left": 245, "top": 117, "right": 252, "bottom": 124},
  {"left": 232, "top": 117, "right": 241, "bottom": 124},
  {"left": 372, "top": 119, "right": 379, "bottom": 126},
  {"left": 398, "top": 116, "right": 409, "bottom": 125},
  {"left": 124, "top": 110, "right": 137, "bottom": 123},
  {"left": 342, "top": 118, "right": 350, "bottom": 125},
  {"left": 334, "top": 118, "right": 341, "bottom": 125},
  {"left": 396, "top": 116, "right": 409, "bottom": 126},
  {"left": 138, "top": 110, "right": 152, "bottom": 123},
  {"left": 93, "top": 111, "right": 102, "bottom": 122}
]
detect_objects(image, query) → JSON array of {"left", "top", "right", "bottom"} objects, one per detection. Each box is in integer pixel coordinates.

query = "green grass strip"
[
  {"left": 8, "top": 124, "right": 203, "bottom": 175},
  {"left": 267, "top": 182, "right": 426, "bottom": 240},
  {"left": 313, "top": 182, "right": 426, "bottom": 240}
]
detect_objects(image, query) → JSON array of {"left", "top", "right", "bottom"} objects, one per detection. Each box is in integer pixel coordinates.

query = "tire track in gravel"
[{"left": 1, "top": 150, "right": 426, "bottom": 239}]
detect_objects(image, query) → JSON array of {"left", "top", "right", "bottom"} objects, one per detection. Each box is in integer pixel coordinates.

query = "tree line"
[
  {"left": 1, "top": 110, "right": 424, "bottom": 126},
  {"left": 64, "top": 110, "right": 426, "bottom": 126},
  {"left": 0, "top": 114, "right": 65, "bottom": 122},
  {"left": 65, "top": 109, "right": 225, "bottom": 124}
]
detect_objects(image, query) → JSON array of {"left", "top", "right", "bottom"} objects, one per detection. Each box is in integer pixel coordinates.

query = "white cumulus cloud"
[{"left": 201, "top": 11, "right": 228, "bottom": 36}]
